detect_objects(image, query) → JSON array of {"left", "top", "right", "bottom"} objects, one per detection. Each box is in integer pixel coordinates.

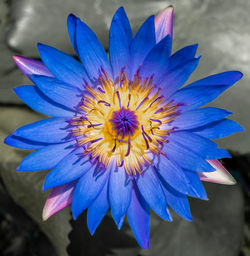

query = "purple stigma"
[{"left": 110, "top": 107, "right": 139, "bottom": 138}]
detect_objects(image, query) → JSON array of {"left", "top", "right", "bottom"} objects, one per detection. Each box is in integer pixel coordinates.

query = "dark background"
[{"left": 0, "top": 0, "right": 249, "bottom": 255}]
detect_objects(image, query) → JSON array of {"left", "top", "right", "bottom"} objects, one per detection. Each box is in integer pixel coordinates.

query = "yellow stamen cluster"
[{"left": 71, "top": 71, "right": 179, "bottom": 175}]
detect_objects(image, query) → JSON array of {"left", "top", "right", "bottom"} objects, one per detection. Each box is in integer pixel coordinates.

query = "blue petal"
[
  {"left": 157, "top": 157, "right": 190, "bottom": 194},
  {"left": 171, "top": 84, "right": 230, "bottom": 112},
  {"left": 109, "top": 166, "right": 132, "bottom": 228},
  {"left": 163, "top": 139, "right": 215, "bottom": 172},
  {"left": 172, "top": 107, "right": 232, "bottom": 130},
  {"left": 32, "top": 75, "right": 81, "bottom": 111},
  {"left": 117, "top": 215, "right": 125, "bottom": 230},
  {"left": 191, "top": 119, "right": 244, "bottom": 139},
  {"left": 76, "top": 18, "right": 112, "bottom": 81},
  {"left": 161, "top": 180, "right": 193, "bottom": 221},
  {"left": 127, "top": 181, "right": 150, "bottom": 249},
  {"left": 160, "top": 56, "right": 201, "bottom": 99},
  {"left": 17, "top": 141, "right": 75, "bottom": 171},
  {"left": 129, "top": 16, "right": 156, "bottom": 79},
  {"left": 43, "top": 147, "right": 91, "bottom": 190},
  {"left": 186, "top": 71, "right": 243, "bottom": 88},
  {"left": 72, "top": 166, "right": 110, "bottom": 219},
  {"left": 4, "top": 134, "right": 48, "bottom": 149},
  {"left": 184, "top": 171, "right": 208, "bottom": 200},
  {"left": 67, "top": 14, "right": 78, "bottom": 54},
  {"left": 169, "top": 131, "right": 231, "bottom": 159},
  {"left": 13, "top": 118, "right": 72, "bottom": 143},
  {"left": 87, "top": 180, "right": 109, "bottom": 235},
  {"left": 136, "top": 168, "right": 172, "bottom": 220},
  {"left": 139, "top": 35, "right": 171, "bottom": 83},
  {"left": 168, "top": 44, "right": 198, "bottom": 71},
  {"left": 109, "top": 7, "right": 132, "bottom": 81},
  {"left": 37, "top": 43, "right": 88, "bottom": 88},
  {"left": 14, "top": 85, "right": 75, "bottom": 117}
]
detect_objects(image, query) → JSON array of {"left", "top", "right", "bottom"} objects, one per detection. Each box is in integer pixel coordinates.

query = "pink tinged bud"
[
  {"left": 13, "top": 55, "right": 53, "bottom": 78},
  {"left": 199, "top": 160, "right": 236, "bottom": 185},
  {"left": 42, "top": 182, "right": 75, "bottom": 221},
  {"left": 154, "top": 6, "right": 174, "bottom": 43}
]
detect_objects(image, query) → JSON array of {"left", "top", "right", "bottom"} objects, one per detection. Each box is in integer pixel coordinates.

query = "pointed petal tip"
[
  {"left": 201, "top": 160, "right": 237, "bottom": 185},
  {"left": 72, "top": 210, "right": 78, "bottom": 220},
  {"left": 68, "top": 13, "right": 77, "bottom": 19},
  {"left": 186, "top": 216, "right": 193, "bottom": 222},
  {"left": 117, "top": 216, "right": 124, "bottom": 230},
  {"left": 159, "top": 5, "right": 174, "bottom": 14},
  {"left": 166, "top": 215, "right": 173, "bottom": 222},
  {"left": 154, "top": 5, "right": 174, "bottom": 43},
  {"left": 230, "top": 70, "right": 243, "bottom": 81},
  {"left": 13, "top": 55, "right": 31, "bottom": 66},
  {"left": 42, "top": 182, "right": 50, "bottom": 192},
  {"left": 239, "top": 72, "right": 243, "bottom": 79},
  {"left": 42, "top": 207, "right": 51, "bottom": 221},
  {"left": 3, "top": 135, "right": 10, "bottom": 145},
  {"left": 112, "top": 214, "right": 124, "bottom": 230},
  {"left": 192, "top": 43, "right": 199, "bottom": 51},
  {"left": 16, "top": 166, "right": 22, "bottom": 172},
  {"left": 72, "top": 200, "right": 82, "bottom": 220},
  {"left": 13, "top": 52, "right": 53, "bottom": 78},
  {"left": 163, "top": 208, "right": 173, "bottom": 221},
  {"left": 13, "top": 86, "right": 25, "bottom": 98},
  {"left": 87, "top": 216, "right": 99, "bottom": 236},
  {"left": 12, "top": 128, "right": 19, "bottom": 137},
  {"left": 237, "top": 123, "right": 244, "bottom": 132},
  {"left": 89, "top": 229, "right": 95, "bottom": 236},
  {"left": 113, "top": 6, "right": 127, "bottom": 21},
  {"left": 12, "top": 55, "right": 32, "bottom": 73},
  {"left": 117, "top": 6, "right": 125, "bottom": 12},
  {"left": 166, "top": 5, "right": 174, "bottom": 14},
  {"left": 141, "top": 241, "right": 149, "bottom": 250},
  {"left": 42, "top": 197, "right": 57, "bottom": 221},
  {"left": 236, "top": 71, "right": 243, "bottom": 79},
  {"left": 196, "top": 54, "right": 202, "bottom": 60},
  {"left": 13, "top": 55, "right": 23, "bottom": 64},
  {"left": 67, "top": 13, "right": 79, "bottom": 26},
  {"left": 155, "top": 5, "right": 174, "bottom": 23},
  {"left": 226, "top": 178, "right": 237, "bottom": 185},
  {"left": 225, "top": 110, "right": 233, "bottom": 116},
  {"left": 200, "top": 194, "right": 209, "bottom": 200},
  {"left": 37, "top": 42, "right": 46, "bottom": 51}
]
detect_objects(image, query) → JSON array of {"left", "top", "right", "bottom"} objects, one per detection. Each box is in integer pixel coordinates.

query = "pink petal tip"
[
  {"left": 199, "top": 160, "right": 236, "bottom": 185},
  {"left": 42, "top": 182, "right": 75, "bottom": 221},
  {"left": 13, "top": 55, "right": 53, "bottom": 78},
  {"left": 155, "top": 6, "right": 174, "bottom": 43}
]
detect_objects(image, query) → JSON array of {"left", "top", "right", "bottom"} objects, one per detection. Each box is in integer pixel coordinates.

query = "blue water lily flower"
[{"left": 5, "top": 6, "right": 243, "bottom": 248}]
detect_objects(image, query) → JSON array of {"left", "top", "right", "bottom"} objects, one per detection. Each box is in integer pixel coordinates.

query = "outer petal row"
[
  {"left": 13, "top": 118, "right": 73, "bottom": 144},
  {"left": 32, "top": 75, "right": 82, "bottom": 112},
  {"left": 154, "top": 6, "right": 173, "bottom": 44},
  {"left": 13, "top": 55, "right": 53, "bottom": 78},
  {"left": 37, "top": 43, "right": 89, "bottom": 89},
  {"left": 200, "top": 160, "right": 236, "bottom": 185},
  {"left": 14, "top": 85, "right": 75, "bottom": 117},
  {"left": 129, "top": 16, "right": 156, "bottom": 79},
  {"left": 17, "top": 141, "right": 75, "bottom": 171},
  {"left": 109, "top": 167, "right": 132, "bottom": 228},
  {"left": 42, "top": 181, "right": 76, "bottom": 221}
]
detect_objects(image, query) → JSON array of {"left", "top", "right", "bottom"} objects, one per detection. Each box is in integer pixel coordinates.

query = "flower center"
[
  {"left": 70, "top": 70, "right": 180, "bottom": 175},
  {"left": 110, "top": 107, "right": 139, "bottom": 138}
]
